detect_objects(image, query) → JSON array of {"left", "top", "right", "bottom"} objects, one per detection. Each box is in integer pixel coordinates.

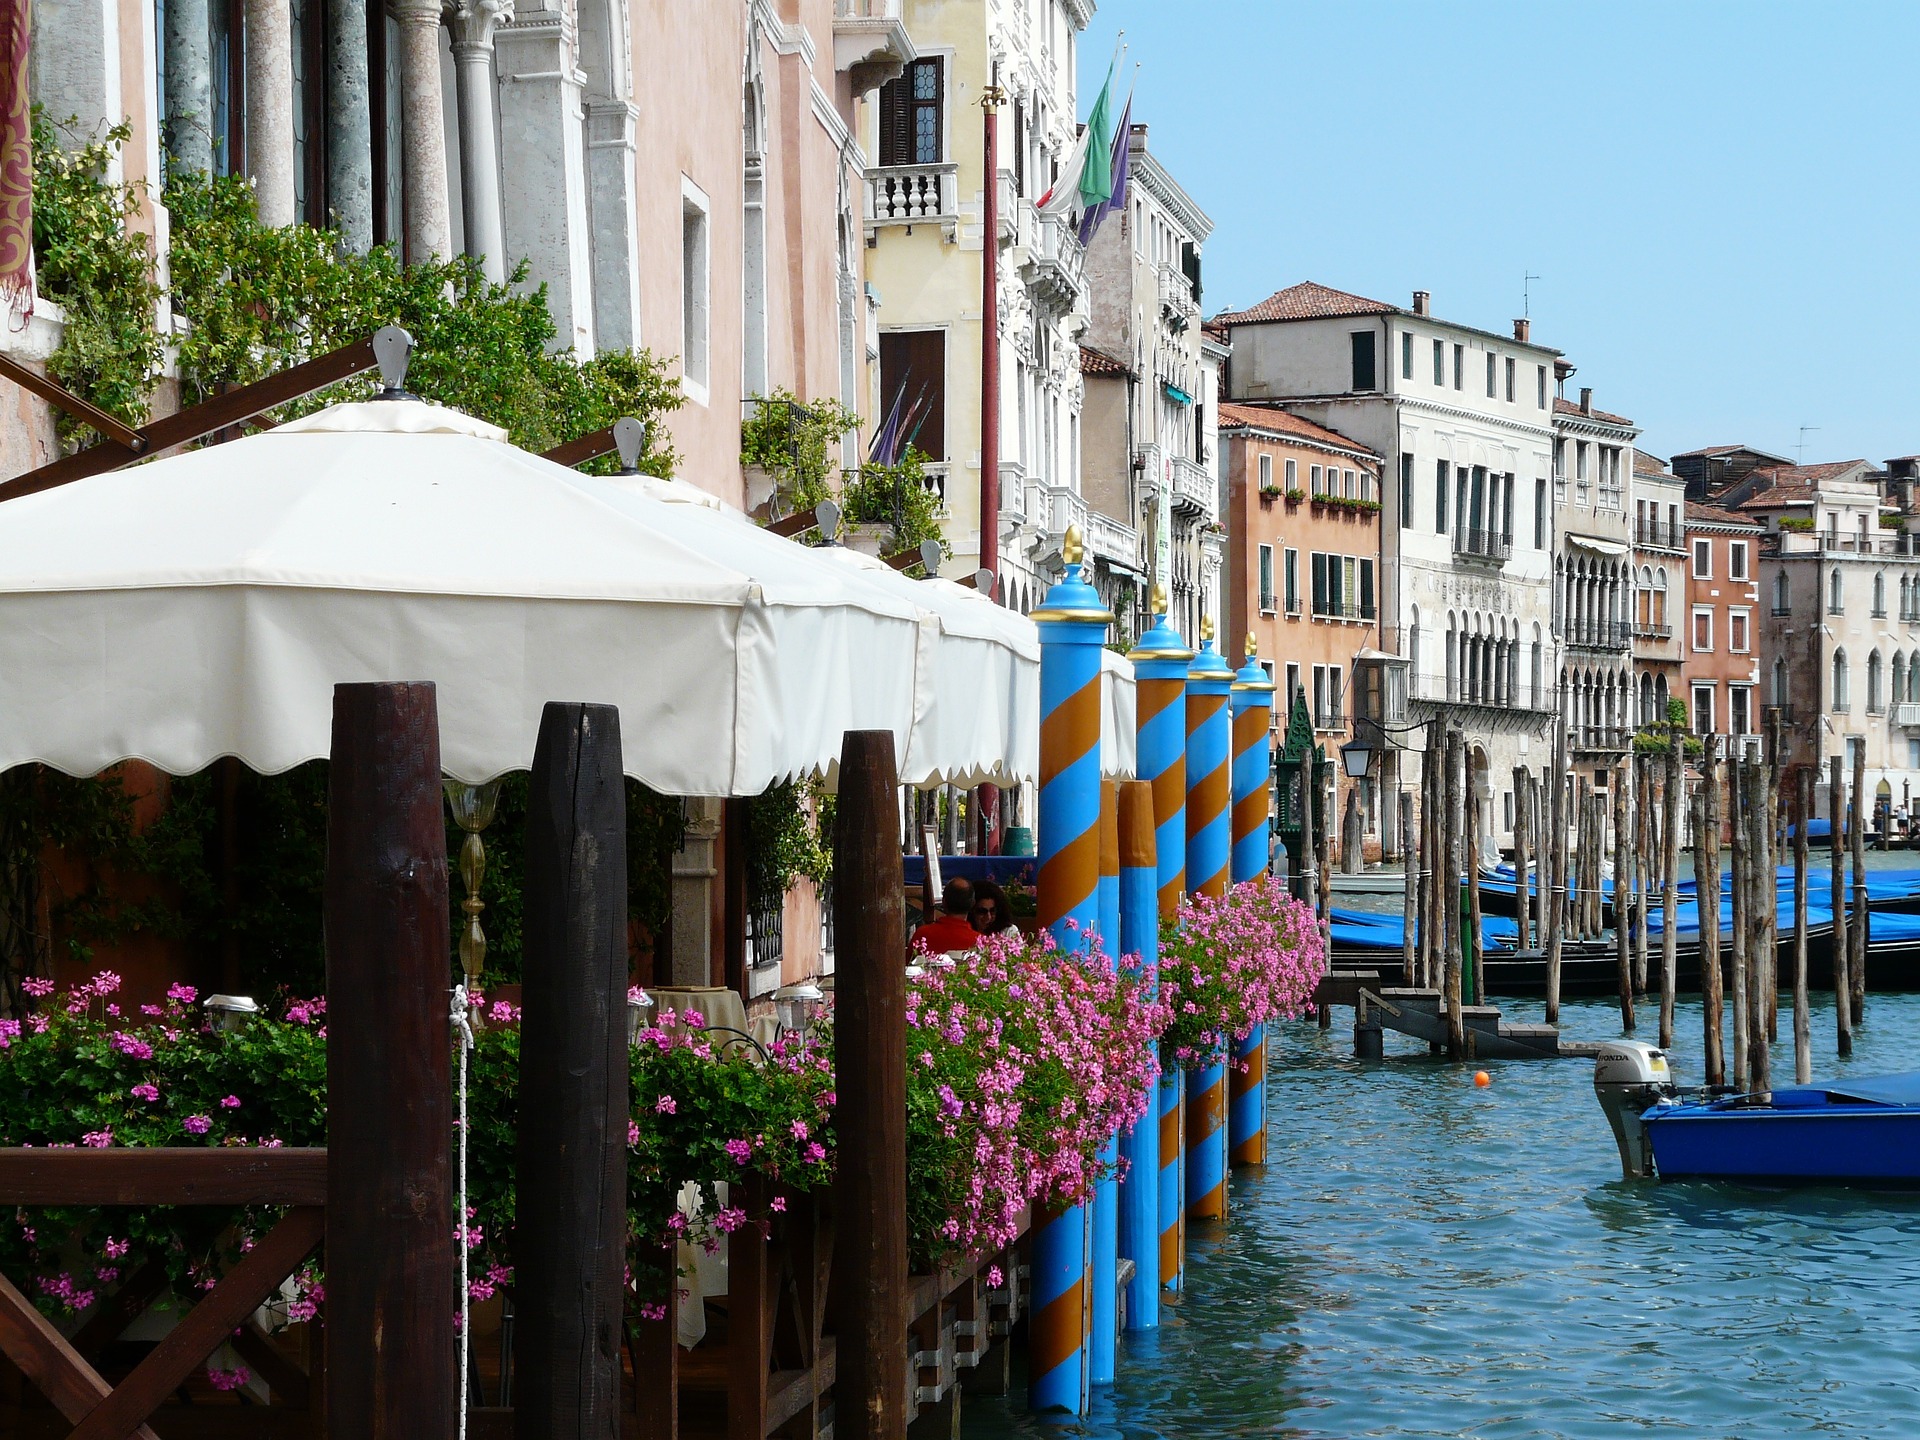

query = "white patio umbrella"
[{"left": 0, "top": 398, "right": 928, "bottom": 795}]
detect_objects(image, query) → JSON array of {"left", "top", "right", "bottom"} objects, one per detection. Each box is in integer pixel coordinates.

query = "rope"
[{"left": 451, "top": 985, "right": 476, "bottom": 1440}]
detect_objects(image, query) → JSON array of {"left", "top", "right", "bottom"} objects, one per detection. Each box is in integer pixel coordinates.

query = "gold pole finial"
[
  {"left": 1245, "top": 632, "right": 1259, "bottom": 664},
  {"left": 1149, "top": 581, "right": 1169, "bottom": 615},
  {"left": 1062, "top": 524, "right": 1084, "bottom": 567},
  {"left": 1200, "top": 615, "right": 1215, "bottom": 643}
]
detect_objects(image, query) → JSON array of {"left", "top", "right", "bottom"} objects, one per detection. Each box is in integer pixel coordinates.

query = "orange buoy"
[{"left": 1473, "top": 1071, "right": 1492, "bottom": 1088}]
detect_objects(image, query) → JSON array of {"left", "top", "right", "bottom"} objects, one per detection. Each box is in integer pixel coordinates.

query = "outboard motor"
[{"left": 1594, "top": 1040, "right": 1674, "bottom": 1179}]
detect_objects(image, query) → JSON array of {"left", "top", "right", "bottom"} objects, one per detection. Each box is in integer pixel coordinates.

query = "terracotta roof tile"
[
  {"left": 1744, "top": 459, "right": 1871, "bottom": 487},
  {"left": 1552, "top": 395, "right": 1634, "bottom": 427},
  {"left": 1685, "top": 500, "right": 1763, "bottom": 530},
  {"left": 1216, "top": 402, "right": 1379, "bottom": 460},
  {"left": 1633, "top": 451, "right": 1673, "bottom": 478},
  {"left": 1078, "top": 345, "right": 1133, "bottom": 378},
  {"left": 1211, "top": 281, "right": 1396, "bottom": 326}
]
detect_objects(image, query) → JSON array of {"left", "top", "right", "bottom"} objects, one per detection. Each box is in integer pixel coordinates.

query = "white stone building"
[
  {"left": 1079, "top": 121, "right": 1221, "bottom": 646},
  {"left": 861, "top": 0, "right": 1094, "bottom": 615},
  {"left": 1213, "top": 282, "right": 1563, "bottom": 843}
]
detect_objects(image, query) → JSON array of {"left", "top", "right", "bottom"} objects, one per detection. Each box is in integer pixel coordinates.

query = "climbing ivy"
[
  {"left": 740, "top": 389, "right": 861, "bottom": 512},
  {"left": 840, "top": 448, "right": 948, "bottom": 563},
  {"left": 744, "top": 781, "right": 835, "bottom": 908}
]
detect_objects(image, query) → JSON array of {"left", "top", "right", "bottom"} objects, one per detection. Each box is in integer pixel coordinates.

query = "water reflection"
[{"left": 961, "top": 995, "right": 1920, "bottom": 1439}]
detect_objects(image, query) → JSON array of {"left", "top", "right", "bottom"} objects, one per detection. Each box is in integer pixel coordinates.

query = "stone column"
[
  {"left": 585, "top": 96, "right": 641, "bottom": 350},
  {"left": 391, "top": 0, "right": 454, "bottom": 262},
  {"left": 669, "top": 798, "right": 722, "bottom": 986},
  {"left": 495, "top": 2, "right": 595, "bottom": 352},
  {"left": 244, "top": 0, "right": 295, "bottom": 225},
  {"left": 163, "top": 0, "right": 214, "bottom": 175},
  {"left": 446, "top": 0, "right": 509, "bottom": 281},
  {"left": 327, "top": 0, "right": 374, "bottom": 252}
]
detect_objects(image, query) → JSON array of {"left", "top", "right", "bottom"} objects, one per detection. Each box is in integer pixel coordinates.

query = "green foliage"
[
  {"left": 740, "top": 390, "right": 861, "bottom": 512},
  {"left": 743, "top": 781, "right": 834, "bottom": 908},
  {"left": 841, "top": 449, "right": 948, "bottom": 560},
  {"left": 27, "top": 114, "right": 164, "bottom": 441},
  {"left": 1777, "top": 516, "right": 1816, "bottom": 533},
  {"left": 1633, "top": 696, "right": 1703, "bottom": 758}
]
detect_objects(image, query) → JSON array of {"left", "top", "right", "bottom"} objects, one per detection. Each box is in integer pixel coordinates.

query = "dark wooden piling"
[
  {"left": 1444, "top": 728, "right": 1465, "bottom": 1058},
  {"left": 1467, "top": 782, "right": 1485, "bottom": 1009},
  {"left": 1513, "top": 767, "right": 1531, "bottom": 955},
  {"left": 1545, "top": 748, "right": 1567, "bottom": 1027},
  {"left": 1697, "top": 739, "right": 1725, "bottom": 1087},
  {"left": 324, "top": 681, "right": 455, "bottom": 1440},
  {"left": 1729, "top": 752, "right": 1750, "bottom": 1090},
  {"left": 1424, "top": 718, "right": 1444, "bottom": 991},
  {"left": 1633, "top": 755, "right": 1651, "bottom": 992},
  {"left": 1851, "top": 741, "right": 1869, "bottom": 1028},
  {"left": 1659, "top": 733, "right": 1682, "bottom": 1049},
  {"left": 1400, "top": 791, "right": 1417, "bottom": 986},
  {"left": 1765, "top": 718, "right": 1783, "bottom": 1042},
  {"left": 1613, "top": 765, "right": 1633, "bottom": 1034},
  {"left": 1830, "top": 754, "right": 1853, "bottom": 1057},
  {"left": 517, "top": 703, "right": 629, "bottom": 1440},
  {"left": 1793, "top": 767, "right": 1812, "bottom": 1085},
  {"left": 1534, "top": 774, "right": 1549, "bottom": 964},
  {"left": 833, "top": 730, "right": 909, "bottom": 1440},
  {"left": 1745, "top": 761, "right": 1772, "bottom": 1094}
]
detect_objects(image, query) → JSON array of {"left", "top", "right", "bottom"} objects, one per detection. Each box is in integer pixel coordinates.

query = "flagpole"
[{"left": 980, "top": 65, "right": 1003, "bottom": 589}]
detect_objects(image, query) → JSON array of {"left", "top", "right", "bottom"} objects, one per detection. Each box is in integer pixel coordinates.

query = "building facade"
[
  {"left": 862, "top": 0, "right": 1094, "bottom": 615},
  {"left": 1551, "top": 385, "right": 1638, "bottom": 779},
  {"left": 1681, "top": 501, "right": 1764, "bottom": 751},
  {"left": 1214, "top": 282, "right": 1561, "bottom": 846},
  {"left": 1218, "top": 402, "right": 1386, "bottom": 852},
  {"left": 1630, "top": 451, "right": 1687, "bottom": 726}
]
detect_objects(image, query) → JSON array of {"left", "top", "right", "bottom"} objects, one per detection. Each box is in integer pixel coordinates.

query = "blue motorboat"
[{"left": 1594, "top": 1041, "right": 1920, "bottom": 1187}]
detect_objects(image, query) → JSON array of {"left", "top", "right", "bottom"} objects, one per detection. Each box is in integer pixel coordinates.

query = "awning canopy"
[
  {"left": 0, "top": 399, "right": 934, "bottom": 796},
  {"left": 1566, "top": 533, "right": 1631, "bottom": 558}
]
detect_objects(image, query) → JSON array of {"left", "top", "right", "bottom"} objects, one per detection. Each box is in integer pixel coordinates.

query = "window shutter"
[
  {"left": 878, "top": 73, "right": 911, "bottom": 166},
  {"left": 1311, "top": 553, "right": 1327, "bottom": 615},
  {"left": 1360, "top": 559, "right": 1375, "bottom": 618}
]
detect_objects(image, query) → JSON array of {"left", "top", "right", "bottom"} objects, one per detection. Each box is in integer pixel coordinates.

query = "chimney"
[
  {"left": 1579, "top": 387, "right": 1593, "bottom": 416},
  {"left": 1411, "top": 290, "right": 1430, "bottom": 317},
  {"left": 1513, "top": 318, "right": 1530, "bottom": 342}
]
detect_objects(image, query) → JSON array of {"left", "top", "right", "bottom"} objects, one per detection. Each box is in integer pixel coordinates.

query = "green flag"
[{"left": 1076, "top": 61, "right": 1118, "bottom": 211}]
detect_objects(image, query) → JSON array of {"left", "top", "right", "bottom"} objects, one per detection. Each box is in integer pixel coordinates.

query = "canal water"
[{"left": 962, "top": 992, "right": 1920, "bottom": 1438}]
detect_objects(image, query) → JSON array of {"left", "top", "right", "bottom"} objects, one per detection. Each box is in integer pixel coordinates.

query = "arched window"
[
  {"left": 1654, "top": 567, "right": 1669, "bottom": 627},
  {"left": 1774, "top": 571, "right": 1790, "bottom": 614},
  {"left": 1409, "top": 608, "right": 1423, "bottom": 679},
  {"left": 1875, "top": 572, "right": 1888, "bottom": 617},
  {"left": 1773, "top": 656, "right": 1790, "bottom": 707},
  {"left": 1531, "top": 624, "right": 1544, "bottom": 703},
  {"left": 1831, "top": 569, "right": 1845, "bottom": 612},
  {"left": 1895, "top": 653, "right": 1909, "bottom": 711},
  {"left": 1834, "top": 649, "right": 1851, "bottom": 711},
  {"left": 1869, "top": 650, "right": 1884, "bottom": 713}
]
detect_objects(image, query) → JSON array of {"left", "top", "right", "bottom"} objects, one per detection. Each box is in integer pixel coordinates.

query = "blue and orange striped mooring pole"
[
  {"left": 1129, "top": 594, "right": 1190, "bottom": 1293},
  {"left": 1115, "top": 777, "right": 1160, "bottom": 1329},
  {"left": 1028, "top": 526, "right": 1110, "bottom": 1415},
  {"left": 1090, "top": 781, "right": 1121, "bottom": 1383},
  {"left": 1229, "top": 635, "right": 1275, "bottom": 1166},
  {"left": 1184, "top": 617, "right": 1235, "bottom": 1223}
]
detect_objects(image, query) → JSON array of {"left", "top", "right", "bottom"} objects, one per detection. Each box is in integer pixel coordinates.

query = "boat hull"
[{"left": 1644, "top": 1106, "right": 1920, "bottom": 1186}]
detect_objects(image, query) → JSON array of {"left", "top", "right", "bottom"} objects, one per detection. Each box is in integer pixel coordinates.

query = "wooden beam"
[
  {"left": 0, "top": 1147, "right": 326, "bottom": 1206},
  {"left": 67, "top": 1260, "right": 169, "bottom": 1361},
  {"left": 763, "top": 510, "right": 818, "bottom": 539},
  {"left": 515, "top": 702, "right": 629, "bottom": 1440},
  {"left": 0, "top": 337, "right": 379, "bottom": 503},
  {"left": 832, "top": 729, "right": 908, "bottom": 1440},
  {"left": 324, "top": 681, "right": 455, "bottom": 1440},
  {"left": 69, "top": 1207, "right": 325, "bottom": 1440},
  {"left": 539, "top": 427, "right": 615, "bottom": 471},
  {"left": 0, "top": 354, "right": 147, "bottom": 452},
  {"left": 0, "top": 1270, "right": 161, "bottom": 1440}
]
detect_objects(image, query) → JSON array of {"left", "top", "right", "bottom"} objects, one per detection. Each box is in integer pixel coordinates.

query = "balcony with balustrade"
[
  {"left": 1562, "top": 618, "right": 1632, "bottom": 653},
  {"left": 1896, "top": 702, "right": 1920, "bottom": 729},
  {"left": 1634, "top": 519, "right": 1685, "bottom": 552},
  {"left": 1157, "top": 262, "right": 1199, "bottom": 332},
  {"left": 1022, "top": 214, "right": 1084, "bottom": 317},
  {"left": 1083, "top": 508, "right": 1139, "bottom": 573},
  {"left": 1169, "top": 455, "right": 1214, "bottom": 519},
  {"left": 864, "top": 163, "right": 960, "bottom": 241},
  {"left": 1453, "top": 526, "right": 1511, "bottom": 565},
  {"left": 832, "top": 0, "right": 914, "bottom": 94}
]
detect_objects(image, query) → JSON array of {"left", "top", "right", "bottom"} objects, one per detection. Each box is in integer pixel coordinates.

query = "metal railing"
[
  {"left": 1408, "top": 674, "right": 1553, "bottom": 712},
  {"left": 1635, "top": 520, "right": 1684, "bottom": 551},
  {"left": 1570, "top": 725, "right": 1632, "bottom": 752},
  {"left": 1895, "top": 702, "right": 1920, "bottom": 728},
  {"left": 1259, "top": 589, "right": 1277, "bottom": 614},
  {"left": 1563, "top": 619, "right": 1632, "bottom": 651},
  {"left": 1453, "top": 526, "right": 1511, "bottom": 562},
  {"left": 1312, "top": 596, "right": 1377, "bottom": 622},
  {"left": 1631, "top": 620, "right": 1673, "bottom": 640},
  {"left": 747, "top": 892, "right": 784, "bottom": 972},
  {"left": 1313, "top": 706, "right": 1344, "bottom": 732}
]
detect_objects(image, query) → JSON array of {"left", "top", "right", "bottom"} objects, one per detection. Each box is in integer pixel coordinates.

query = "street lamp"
[{"left": 1339, "top": 735, "right": 1374, "bottom": 779}]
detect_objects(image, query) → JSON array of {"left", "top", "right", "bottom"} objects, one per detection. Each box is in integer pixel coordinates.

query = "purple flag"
[{"left": 1077, "top": 90, "right": 1133, "bottom": 248}]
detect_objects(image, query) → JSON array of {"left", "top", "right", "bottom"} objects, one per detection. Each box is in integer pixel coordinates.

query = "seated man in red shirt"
[{"left": 911, "top": 878, "right": 977, "bottom": 955}]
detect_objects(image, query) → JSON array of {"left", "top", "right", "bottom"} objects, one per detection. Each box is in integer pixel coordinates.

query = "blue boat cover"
[{"left": 1818, "top": 1072, "right": 1920, "bottom": 1107}]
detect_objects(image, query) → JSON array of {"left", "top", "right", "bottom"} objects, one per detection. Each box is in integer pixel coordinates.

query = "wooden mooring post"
[
  {"left": 516, "top": 702, "right": 628, "bottom": 1440},
  {"left": 1400, "top": 790, "right": 1418, "bottom": 986},
  {"left": 1724, "top": 750, "right": 1747, "bottom": 1091},
  {"left": 1467, "top": 780, "right": 1485, "bottom": 1009},
  {"left": 834, "top": 730, "right": 909, "bottom": 1440},
  {"left": 1699, "top": 738, "right": 1725, "bottom": 1089},
  {"left": 1613, "top": 763, "right": 1633, "bottom": 1034},
  {"left": 1544, "top": 736, "right": 1567, "bottom": 1026},
  {"left": 1851, "top": 741, "right": 1869, "bottom": 1028},
  {"left": 1633, "top": 755, "right": 1651, "bottom": 993},
  {"left": 1444, "top": 728, "right": 1465, "bottom": 1059},
  {"left": 1512, "top": 766, "right": 1531, "bottom": 955},
  {"left": 325, "top": 681, "right": 456, "bottom": 1440},
  {"left": 1741, "top": 759, "right": 1771, "bottom": 1094},
  {"left": 1659, "top": 731, "right": 1682, "bottom": 1049},
  {"left": 1793, "top": 767, "right": 1813, "bottom": 1085},
  {"left": 1830, "top": 754, "right": 1853, "bottom": 1057}
]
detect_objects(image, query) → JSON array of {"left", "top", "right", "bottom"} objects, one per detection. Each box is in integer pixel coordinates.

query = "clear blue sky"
[{"left": 1077, "top": 1, "right": 1920, "bottom": 467}]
